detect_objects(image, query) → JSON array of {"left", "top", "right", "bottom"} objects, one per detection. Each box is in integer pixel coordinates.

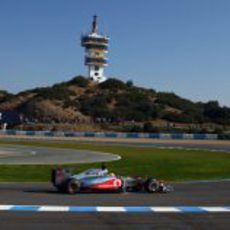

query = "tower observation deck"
[{"left": 81, "top": 16, "right": 109, "bottom": 83}]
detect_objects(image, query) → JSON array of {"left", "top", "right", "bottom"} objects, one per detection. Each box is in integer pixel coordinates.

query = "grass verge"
[{"left": 0, "top": 139, "right": 230, "bottom": 182}]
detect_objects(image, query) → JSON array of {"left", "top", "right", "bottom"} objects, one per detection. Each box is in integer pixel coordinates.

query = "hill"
[{"left": 0, "top": 76, "right": 229, "bottom": 133}]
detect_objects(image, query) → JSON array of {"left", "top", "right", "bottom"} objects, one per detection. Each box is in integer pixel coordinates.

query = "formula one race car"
[{"left": 51, "top": 166, "right": 173, "bottom": 194}]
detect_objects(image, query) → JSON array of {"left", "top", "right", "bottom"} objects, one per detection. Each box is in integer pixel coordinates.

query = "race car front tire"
[{"left": 144, "top": 178, "right": 160, "bottom": 193}]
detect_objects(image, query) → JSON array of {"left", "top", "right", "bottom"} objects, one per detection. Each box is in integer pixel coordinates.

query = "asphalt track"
[
  {"left": 1, "top": 134, "right": 230, "bottom": 152},
  {"left": 0, "top": 144, "right": 120, "bottom": 164},
  {"left": 0, "top": 181, "right": 229, "bottom": 229}
]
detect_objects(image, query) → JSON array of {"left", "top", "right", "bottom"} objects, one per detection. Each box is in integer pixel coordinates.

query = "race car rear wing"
[{"left": 51, "top": 168, "right": 72, "bottom": 186}]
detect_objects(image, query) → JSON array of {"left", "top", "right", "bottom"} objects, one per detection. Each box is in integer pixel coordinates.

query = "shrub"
[
  {"left": 99, "top": 78, "right": 127, "bottom": 90},
  {"left": 68, "top": 76, "right": 89, "bottom": 87},
  {"left": 35, "top": 85, "right": 74, "bottom": 102},
  {"left": 126, "top": 80, "right": 133, "bottom": 87}
]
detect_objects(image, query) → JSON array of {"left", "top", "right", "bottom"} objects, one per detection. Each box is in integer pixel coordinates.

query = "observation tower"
[{"left": 81, "top": 16, "right": 109, "bottom": 83}]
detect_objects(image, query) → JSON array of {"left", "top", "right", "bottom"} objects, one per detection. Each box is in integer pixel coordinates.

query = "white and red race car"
[{"left": 51, "top": 167, "right": 173, "bottom": 194}]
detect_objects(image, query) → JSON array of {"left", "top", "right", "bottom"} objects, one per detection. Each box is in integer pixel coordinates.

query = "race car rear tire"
[
  {"left": 144, "top": 178, "right": 160, "bottom": 193},
  {"left": 67, "top": 179, "right": 80, "bottom": 194}
]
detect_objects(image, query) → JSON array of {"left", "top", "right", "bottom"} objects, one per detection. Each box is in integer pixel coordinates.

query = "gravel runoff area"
[{"left": 0, "top": 144, "right": 120, "bottom": 165}]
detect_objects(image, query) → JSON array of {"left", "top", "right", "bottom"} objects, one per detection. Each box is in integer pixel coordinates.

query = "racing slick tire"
[
  {"left": 144, "top": 178, "right": 160, "bottom": 193},
  {"left": 67, "top": 179, "right": 81, "bottom": 194}
]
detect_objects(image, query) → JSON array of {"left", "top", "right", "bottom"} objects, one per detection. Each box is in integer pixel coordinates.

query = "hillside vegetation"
[{"left": 0, "top": 76, "right": 230, "bottom": 132}]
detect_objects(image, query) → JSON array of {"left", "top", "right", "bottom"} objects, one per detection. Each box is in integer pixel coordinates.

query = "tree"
[
  {"left": 126, "top": 80, "right": 133, "bottom": 87},
  {"left": 99, "top": 78, "right": 127, "bottom": 90},
  {"left": 69, "top": 76, "right": 89, "bottom": 87}
]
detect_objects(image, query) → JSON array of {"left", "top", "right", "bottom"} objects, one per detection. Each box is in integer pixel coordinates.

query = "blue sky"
[{"left": 0, "top": 0, "right": 230, "bottom": 106}]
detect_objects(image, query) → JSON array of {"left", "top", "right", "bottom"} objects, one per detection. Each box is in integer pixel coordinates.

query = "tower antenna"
[{"left": 92, "top": 15, "right": 98, "bottom": 33}]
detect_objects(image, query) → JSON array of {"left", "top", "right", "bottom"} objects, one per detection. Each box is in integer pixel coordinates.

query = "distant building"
[{"left": 81, "top": 16, "right": 109, "bottom": 83}]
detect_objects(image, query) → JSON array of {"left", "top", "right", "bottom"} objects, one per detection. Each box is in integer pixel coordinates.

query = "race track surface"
[
  {"left": 0, "top": 137, "right": 230, "bottom": 229},
  {"left": 1, "top": 135, "right": 230, "bottom": 152},
  {"left": 0, "top": 181, "right": 229, "bottom": 229},
  {"left": 0, "top": 144, "right": 120, "bottom": 164}
]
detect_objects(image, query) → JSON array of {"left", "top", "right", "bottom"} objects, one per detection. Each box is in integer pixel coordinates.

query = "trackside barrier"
[
  {"left": 148, "top": 133, "right": 160, "bottom": 139},
  {"left": 26, "top": 131, "right": 35, "bottom": 136},
  {"left": 218, "top": 133, "right": 230, "bottom": 140},
  {"left": 171, "top": 133, "right": 183, "bottom": 139},
  {"left": 6, "top": 130, "right": 16, "bottom": 135},
  {"left": 104, "top": 133, "right": 118, "bottom": 138},
  {"left": 182, "top": 134, "right": 195, "bottom": 139},
  {"left": 0, "top": 130, "right": 219, "bottom": 140}
]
